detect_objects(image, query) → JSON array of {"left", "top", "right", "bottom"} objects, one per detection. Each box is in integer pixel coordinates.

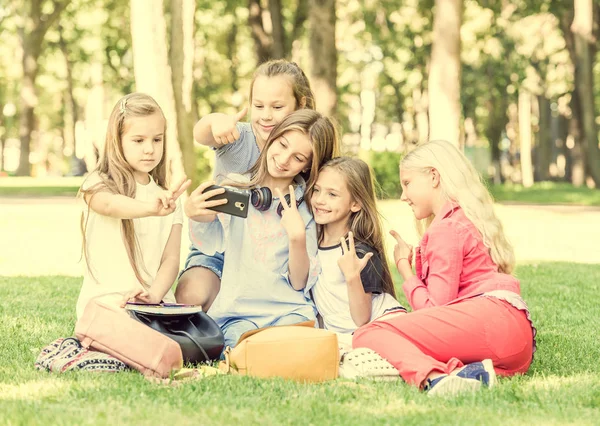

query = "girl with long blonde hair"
[
  {"left": 76, "top": 93, "right": 190, "bottom": 319},
  {"left": 351, "top": 140, "right": 535, "bottom": 396}
]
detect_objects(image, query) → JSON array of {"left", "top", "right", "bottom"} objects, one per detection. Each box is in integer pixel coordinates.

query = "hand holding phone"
[
  {"left": 202, "top": 184, "right": 249, "bottom": 218},
  {"left": 185, "top": 181, "right": 228, "bottom": 222}
]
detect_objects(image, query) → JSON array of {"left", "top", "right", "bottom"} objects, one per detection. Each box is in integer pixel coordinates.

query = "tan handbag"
[
  {"left": 220, "top": 321, "right": 339, "bottom": 383},
  {"left": 75, "top": 298, "right": 183, "bottom": 378}
]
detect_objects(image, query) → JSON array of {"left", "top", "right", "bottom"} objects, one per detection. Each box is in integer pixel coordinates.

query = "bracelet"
[{"left": 395, "top": 257, "right": 409, "bottom": 269}]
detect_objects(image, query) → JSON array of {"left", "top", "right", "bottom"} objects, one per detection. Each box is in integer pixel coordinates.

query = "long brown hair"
[
  {"left": 250, "top": 59, "right": 316, "bottom": 110},
  {"left": 229, "top": 109, "right": 339, "bottom": 207},
  {"left": 79, "top": 92, "right": 168, "bottom": 288},
  {"left": 314, "top": 157, "right": 396, "bottom": 297}
]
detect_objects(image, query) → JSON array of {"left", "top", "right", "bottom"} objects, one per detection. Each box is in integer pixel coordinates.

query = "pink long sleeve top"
[{"left": 403, "top": 202, "right": 521, "bottom": 311}]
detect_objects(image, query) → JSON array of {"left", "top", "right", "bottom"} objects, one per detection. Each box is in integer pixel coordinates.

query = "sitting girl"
[
  {"left": 185, "top": 109, "right": 338, "bottom": 348},
  {"left": 76, "top": 93, "right": 190, "bottom": 319},
  {"left": 310, "top": 157, "right": 405, "bottom": 344},
  {"left": 353, "top": 140, "right": 535, "bottom": 396}
]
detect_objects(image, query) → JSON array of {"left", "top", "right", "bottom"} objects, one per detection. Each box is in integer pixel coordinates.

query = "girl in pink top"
[{"left": 352, "top": 140, "right": 535, "bottom": 396}]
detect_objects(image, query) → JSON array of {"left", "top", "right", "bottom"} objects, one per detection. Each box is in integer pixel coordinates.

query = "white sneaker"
[{"left": 338, "top": 348, "right": 400, "bottom": 381}]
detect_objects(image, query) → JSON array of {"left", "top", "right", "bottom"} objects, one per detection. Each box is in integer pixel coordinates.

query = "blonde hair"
[
  {"left": 401, "top": 140, "right": 515, "bottom": 273},
  {"left": 230, "top": 109, "right": 339, "bottom": 208},
  {"left": 315, "top": 157, "right": 396, "bottom": 297},
  {"left": 250, "top": 59, "right": 316, "bottom": 110},
  {"left": 80, "top": 92, "right": 168, "bottom": 288}
]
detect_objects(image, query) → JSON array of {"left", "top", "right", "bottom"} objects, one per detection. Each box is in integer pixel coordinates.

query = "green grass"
[
  {"left": 0, "top": 177, "right": 82, "bottom": 197},
  {"left": 489, "top": 182, "right": 600, "bottom": 206},
  {"left": 1, "top": 263, "right": 599, "bottom": 425},
  {"left": 1, "top": 177, "right": 599, "bottom": 206}
]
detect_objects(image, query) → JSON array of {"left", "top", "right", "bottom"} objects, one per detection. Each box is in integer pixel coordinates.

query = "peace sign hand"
[
  {"left": 338, "top": 231, "right": 373, "bottom": 281},
  {"left": 212, "top": 107, "right": 248, "bottom": 146},
  {"left": 275, "top": 185, "right": 305, "bottom": 242},
  {"left": 152, "top": 177, "right": 192, "bottom": 216}
]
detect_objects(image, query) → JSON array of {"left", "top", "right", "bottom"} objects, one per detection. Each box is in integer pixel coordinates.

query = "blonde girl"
[
  {"left": 185, "top": 109, "right": 338, "bottom": 349},
  {"left": 351, "top": 140, "right": 535, "bottom": 396},
  {"left": 309, "top": 157, "right": 405, "bottom": 338},
  {"left": 177, "top": 59, "right": 318, "bottom": 310},
  {"left": 76, "top": 93, "right": 190, "bottom": 319}
]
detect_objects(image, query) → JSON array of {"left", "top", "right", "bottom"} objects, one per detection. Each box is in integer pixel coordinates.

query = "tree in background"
[
  {"left": 170, "top": 0, "right": 199, "bottom": 190},
  {"left": 309, "top": 0, "right": 337, "bottom": 117},
  {"left": 15, "top": 0, "right": 72, "bottom": 176},
  {"left": 571, "top": 0, "right": 600, "bottom": 186},
  {"left": 428, "top": 0, "right": 462, "bottom": 146},
  {"left": 129, "top": 0, "right": 182, "bottom": 177}
]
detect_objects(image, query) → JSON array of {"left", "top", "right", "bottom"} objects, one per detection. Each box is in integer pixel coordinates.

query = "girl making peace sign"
[{"left": 186, "top": 110, "right": 338, "bottom": 348}]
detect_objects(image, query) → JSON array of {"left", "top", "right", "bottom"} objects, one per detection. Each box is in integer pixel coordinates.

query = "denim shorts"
[{"left": 179, "top": 246, "right": 225, "bottom": 280}]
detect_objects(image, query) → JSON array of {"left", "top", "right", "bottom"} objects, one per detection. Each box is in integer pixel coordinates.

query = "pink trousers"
[{"left": 352, "top": 297, "right": 534, "bottom": 387}]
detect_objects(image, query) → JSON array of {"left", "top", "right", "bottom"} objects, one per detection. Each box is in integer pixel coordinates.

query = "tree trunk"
[
  {"left": 0, "top": 101, "right": 4, "bottom": 172},
  {"left": 16, "top": 0, "right": 72, "bottom": 176},
  {"left": 248, "top": 0, "right": 272, "bottom": 63},
  {"left": 572, "top": 0, "right": 600, "bottom": 186},
  {"left": 268, "top": 0, "right": 286, "bottom": 59},
  {"left": 170, "top": 0, "right": 198, "bottom": 191},
  {"left": 309, "top": 0, "right": 337, "bottom": 117},
  {"left": 287, "top": 0, "right": 308, "bottom": 54},
  {"left": 535, "top": 95, "right": 552, "bottom": 181},
  {"left": 560, "top": 6, "right": 586, "bottom": 186},
  {"left": 428, "top": 0, "right": 462, "bottom": 147},
  {"left": 518, "top": 90, "right": 534, "bottom": 187},
  {"left": 485, "top": 96, "right": 507, "bottom": 185},
  {"left": 130, "top": 0, "right": 182, "bottom": 179},
  {"left": 58, "top": 23, "right": 78, "bottom": 165},
  {"left": 568, "top": 89, "right": 586, "bottom": 186}
]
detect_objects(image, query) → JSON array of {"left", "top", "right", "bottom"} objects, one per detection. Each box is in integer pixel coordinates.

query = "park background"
[{"left": 1, "top": 0, "right": 600, "bottom": 425}]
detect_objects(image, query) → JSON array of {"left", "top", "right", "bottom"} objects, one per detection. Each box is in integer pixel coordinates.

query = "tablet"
[{"left": 124, "top": 302, "right": 203, "bottom": 315}]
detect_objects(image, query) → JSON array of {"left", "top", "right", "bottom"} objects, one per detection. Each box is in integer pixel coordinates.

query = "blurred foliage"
[
  {"left": 370, "top": 150, "right": 403, "bottom": 199},
  {"left": 0, "top": 0, "right": 599, "bottom": 191}
]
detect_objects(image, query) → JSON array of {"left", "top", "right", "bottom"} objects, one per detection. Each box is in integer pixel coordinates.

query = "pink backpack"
[{"left": 75, "top": 298, "right": 183, "bottom": 378}]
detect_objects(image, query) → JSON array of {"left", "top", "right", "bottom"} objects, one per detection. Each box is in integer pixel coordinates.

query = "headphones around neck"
[{"left": 250, "top": 187, "right": 304, "bottom": 217}]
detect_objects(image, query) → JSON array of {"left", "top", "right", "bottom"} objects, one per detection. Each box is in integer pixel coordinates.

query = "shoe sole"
[
  {"left": 481, "top": 359, "right": 497, "bottom": 388},
  {"left": 427, "top": 376, "right": 483, "bottom": 397}
]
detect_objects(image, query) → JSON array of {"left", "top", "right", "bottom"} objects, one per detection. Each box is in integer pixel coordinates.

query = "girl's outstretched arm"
[
  {"left": 338, "top": 232, "right": 373, "bottom": 327},
  {"left": 193, "top": 108, "right": 247, "bottom": 148},
  {"left": 85, "top": 178, "right": 190, "bottom": 219}
]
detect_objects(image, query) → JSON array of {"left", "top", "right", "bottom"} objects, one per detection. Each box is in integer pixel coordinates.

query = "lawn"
[
  {"left": 1, "top": 263, "right": 599, "bottom": 425},
  {"left": 489, "top": 181, "right": 600, "bottom": 206},
  {"left": 1, "top": 177, "right": 599, "bottom": 207},
  {"left": 0, "top": 176, "right": 82, "bottom": 197}
]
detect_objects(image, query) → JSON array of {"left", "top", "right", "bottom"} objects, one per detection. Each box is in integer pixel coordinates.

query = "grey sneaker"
[
  {"left": 425, "top": 359, "right": 496, "bottom": 397},
  {"left": 338, "top": 348, "right": 400, "bottom": 381}
]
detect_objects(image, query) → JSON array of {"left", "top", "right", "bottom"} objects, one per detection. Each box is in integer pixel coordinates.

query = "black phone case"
[{"left": 203, "top": 185, "right": 250, "bottom": 218}]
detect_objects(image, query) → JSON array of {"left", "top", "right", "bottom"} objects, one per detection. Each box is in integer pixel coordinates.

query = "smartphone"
[{"left": 203, "top": 185, "right": 250, "bottom": 218}]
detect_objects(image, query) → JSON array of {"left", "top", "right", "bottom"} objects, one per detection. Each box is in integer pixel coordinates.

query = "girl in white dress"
[{"left": 76, "top": 92, "right": 190, "bottom": 319}]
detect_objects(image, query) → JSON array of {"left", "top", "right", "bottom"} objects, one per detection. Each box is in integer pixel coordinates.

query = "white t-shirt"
[
  {"left": 76, "top": 173, "right": 182, "bottom": 319},
  {"left": 312, "top": 242, "right": 404, "bottom": 335}
]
